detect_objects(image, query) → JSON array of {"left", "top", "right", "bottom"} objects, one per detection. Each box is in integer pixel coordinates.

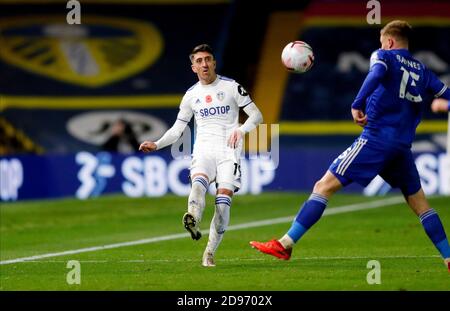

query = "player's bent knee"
[
  {"left": 217, "top": 184, "right": 234, "bottom": 196},
  {"left": 313, "top": 178, "right": 331, "bottom": 193},
  {"left": 191, "top": 173, "right": 209, "bottom": 181},
  {"left": 313, "top": 174, "right": 341, "bottom": 197}
]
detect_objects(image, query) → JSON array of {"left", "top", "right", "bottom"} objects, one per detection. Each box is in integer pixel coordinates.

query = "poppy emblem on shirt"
[
  {"left": 205, "top": 95, "right": 212, "bottom": 103},
  {"left": 217, "top": 91, "right": 225, "bottom": 101}
]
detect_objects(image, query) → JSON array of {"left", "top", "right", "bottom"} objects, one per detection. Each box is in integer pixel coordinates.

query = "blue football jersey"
[{"left": 353, "top": 48, "right": 448, "bottom": 148}]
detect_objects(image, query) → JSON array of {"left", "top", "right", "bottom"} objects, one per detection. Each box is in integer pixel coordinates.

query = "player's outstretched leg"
[
  {"left": 250, "top": 170, "right": 341, "bottom": 260},
  {"left": 250, "top": 192, "right": 328, "bottom": 260},
  {"left": 183, "top": 174, "right": 208, "bottom": 240},
  {"left": 202, "top": 194, "right": 231, "bottom": 267},
  {"left": 408, "top": 189, "right": 450, "bottom": 272},
  {"left": 419, "top": 210, "right": 450, "bottom": 271}
]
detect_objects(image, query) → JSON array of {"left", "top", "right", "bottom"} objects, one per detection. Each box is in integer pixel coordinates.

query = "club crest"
[
  {"left": 216, "top": 91, "right": 225, "bottom": 101},
  {"left": 0, "top": 15, "right": 163, "bottom": 87}
]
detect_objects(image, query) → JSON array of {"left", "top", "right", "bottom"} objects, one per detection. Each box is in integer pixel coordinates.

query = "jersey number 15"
[{"left": 399, "top": 66, "right": 422, "bottom": 103}]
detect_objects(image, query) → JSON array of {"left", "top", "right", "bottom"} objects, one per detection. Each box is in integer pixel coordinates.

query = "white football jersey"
[{"left": 176, "top": 75, "right": 253, "bottom": 155}]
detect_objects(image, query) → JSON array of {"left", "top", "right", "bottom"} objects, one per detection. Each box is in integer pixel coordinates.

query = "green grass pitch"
[{"left": 1, "top": 193, "right": 449, "bottom": 290}]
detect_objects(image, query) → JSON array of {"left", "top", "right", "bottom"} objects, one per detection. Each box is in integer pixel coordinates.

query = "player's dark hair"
[
  {"left": 189, "top": 44, "right": 214, "bottom": 62},
  {"left": 380, "top": 20, "right": 412, "bottom": 43}
]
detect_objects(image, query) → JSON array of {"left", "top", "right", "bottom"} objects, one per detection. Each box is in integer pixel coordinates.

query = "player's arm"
[
  {"left": 427, "top": 70, "right": 450, "bottom": 113},
  {"left": 351, "top": 62, "right": 387, "bottom": 126},
  {"left": 228, "top": 83, "right": 262, "bottom": 148},
  {"left": 139, "top": 97, "right": 193, "bottom": 153},
  {"left": 351, "top": 50, "right": 388, "bottom": 126},
  {"left": 139, "top": 119, "right": 189, "bottom": 152},
  {"left": 228, "top": 102, "right": 263, "bottom": 148}
]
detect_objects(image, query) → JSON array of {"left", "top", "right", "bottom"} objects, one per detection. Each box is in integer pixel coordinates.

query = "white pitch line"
[
  {"left": 12, "top": 255, "right": 440, "bottom": 264},
  {"left": 0, "top": 196, "right": 405, "bottom": 265}
]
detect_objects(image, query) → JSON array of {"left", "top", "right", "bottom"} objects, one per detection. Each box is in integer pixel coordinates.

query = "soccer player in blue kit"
[{"left": 250, "top": 20, "right": 450, "bottom": 271}]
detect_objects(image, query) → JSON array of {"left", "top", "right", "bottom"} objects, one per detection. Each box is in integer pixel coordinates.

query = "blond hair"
[{"left": 380, "top": 20, "right": 412, "bottom": 43}]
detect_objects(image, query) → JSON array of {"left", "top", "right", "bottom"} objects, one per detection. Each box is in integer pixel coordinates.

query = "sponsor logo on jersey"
[
  {"left": 216, "top": 91, "right": 225, "bottom": 101},
  {"left": 0, "top": 15, "right": 163, "bottom": 87},
  {"left": 195, "top": 98, "right": 201, "bottom": 104},
  {"left": 199, "top": 105, "right": 231, "bottom": 117}
]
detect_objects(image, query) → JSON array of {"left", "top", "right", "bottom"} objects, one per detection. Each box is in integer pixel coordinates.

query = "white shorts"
[{"left": 190, "top": 149, "right": 242, "bottom": 192}]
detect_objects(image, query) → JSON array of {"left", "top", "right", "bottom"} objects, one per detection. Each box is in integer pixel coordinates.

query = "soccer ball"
[{"left": 281, "top": 41, "right": 314, "bottom": 73}]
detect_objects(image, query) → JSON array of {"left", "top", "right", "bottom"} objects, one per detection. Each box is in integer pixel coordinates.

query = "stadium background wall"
[{"left": 1, "top": 150, "right": 448, "bottom": 201}]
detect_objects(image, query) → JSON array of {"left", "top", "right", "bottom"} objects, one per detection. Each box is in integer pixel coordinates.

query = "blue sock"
[
  {"left": 287, "top": 193, "right": 328, "bottom": 243},
  {"left": 420, "top": 209, "right": 450, "bottom": 259}
]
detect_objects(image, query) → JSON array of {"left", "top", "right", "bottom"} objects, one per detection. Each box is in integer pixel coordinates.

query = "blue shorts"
[{"left": 329, "top": 137, "right": 421, "bottom": 196}]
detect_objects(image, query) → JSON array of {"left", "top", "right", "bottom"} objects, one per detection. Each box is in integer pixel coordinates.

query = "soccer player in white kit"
[{"left": 139, "top": 44, "right": 263, "bottom": 267}]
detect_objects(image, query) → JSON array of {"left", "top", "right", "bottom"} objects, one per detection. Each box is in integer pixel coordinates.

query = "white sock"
[
  {"left": 188, "top": 176, "right": 208, "bottom": 223},
  {"left": 206, "top": 194, "right": 231, "bottom": 255},
  {"left": 279, "top": 234, "right": 294, "bottom": 249}
]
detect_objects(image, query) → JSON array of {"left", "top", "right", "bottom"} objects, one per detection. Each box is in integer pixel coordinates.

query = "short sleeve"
[{"left": 177, "top": 93, "right": 193, "bottom": 122}]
